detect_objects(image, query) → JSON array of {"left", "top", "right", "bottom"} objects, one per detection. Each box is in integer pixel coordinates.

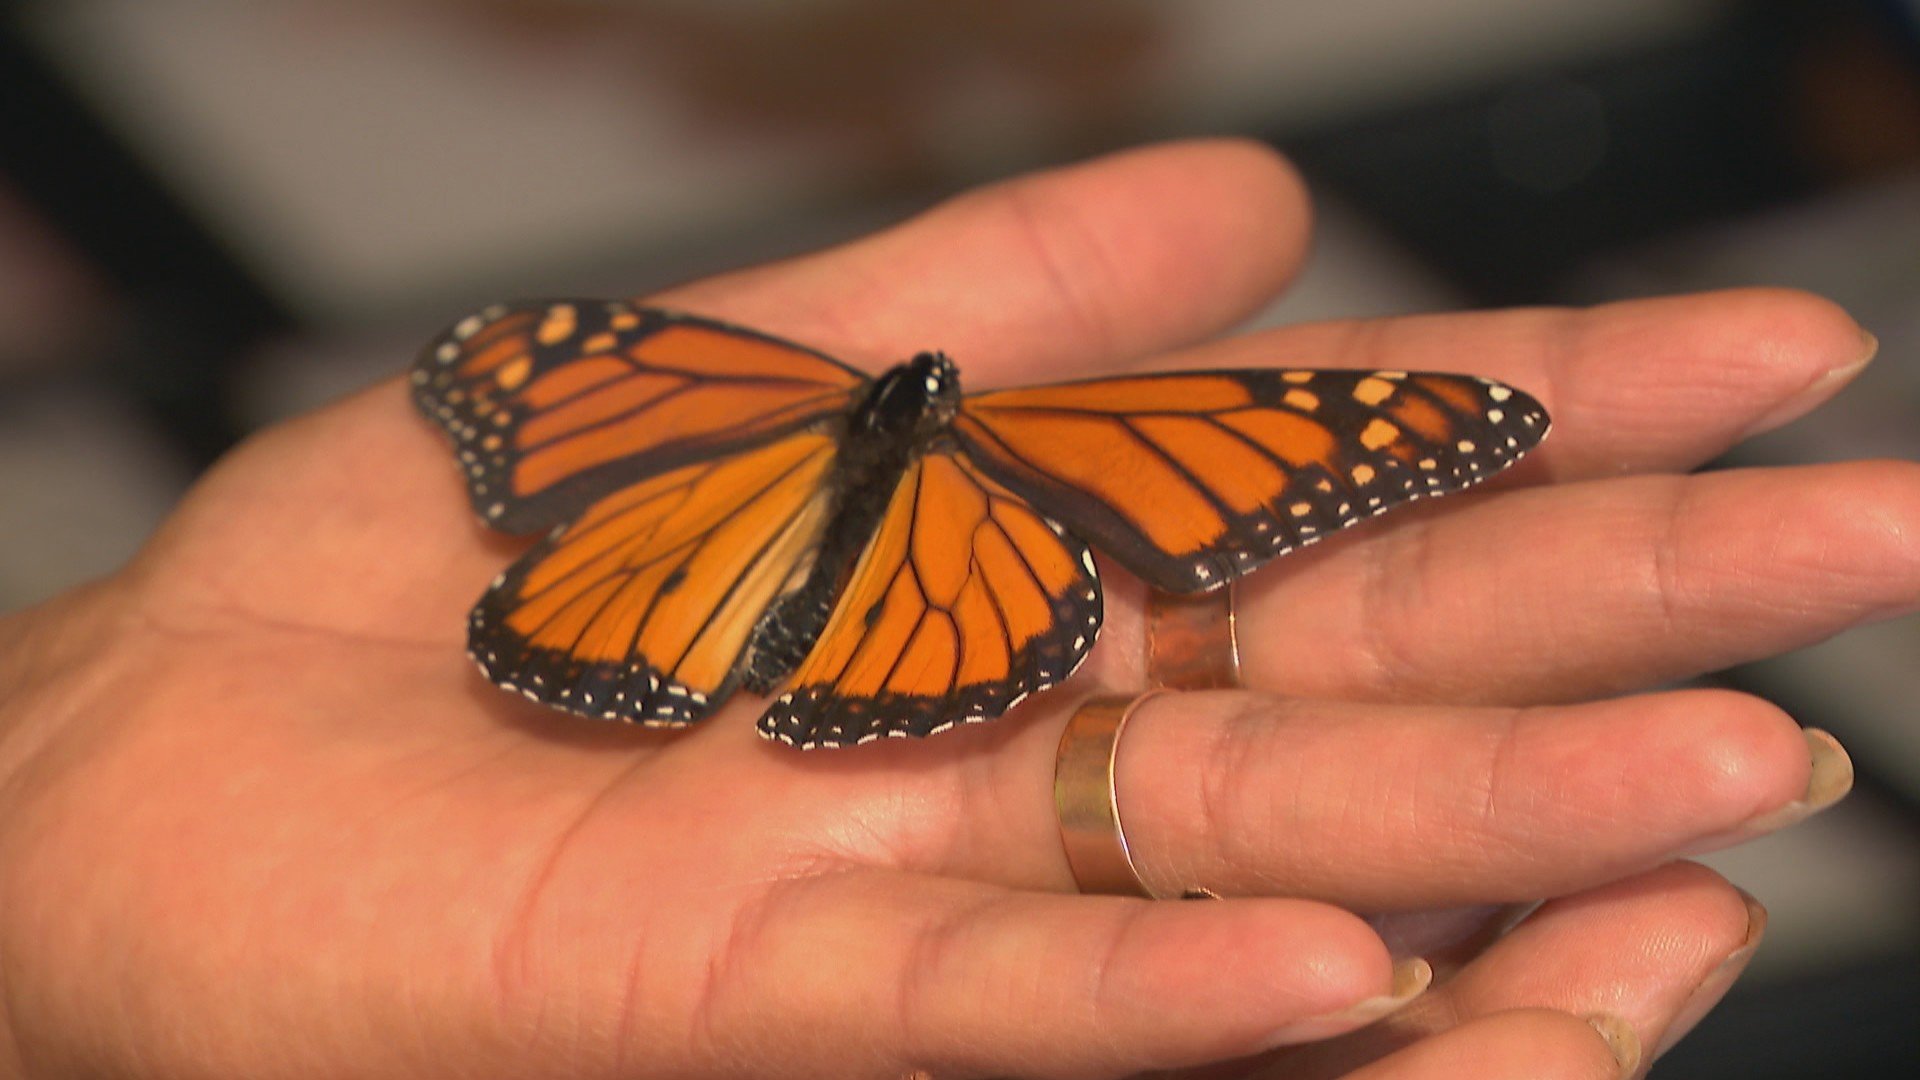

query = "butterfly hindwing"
[
  {"left": 471, "top": 432, "right": 840, "bottom": 727},
  {"left": 759, "top": 452, "right": 1101, "bottom": 748},
  {"left": 412, "top": 301, "right": 867, "bottom": 534},
  {"left": 952, "top": 369, "right": 1548, "bottom": 592}
]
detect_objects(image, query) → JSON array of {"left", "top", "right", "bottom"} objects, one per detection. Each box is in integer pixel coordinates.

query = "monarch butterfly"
[{"left": 413, "top": 300, "right": 1548, "bottom": 748}]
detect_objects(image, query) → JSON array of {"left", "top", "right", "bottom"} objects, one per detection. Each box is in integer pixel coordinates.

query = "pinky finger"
[
  {"left": 1330, "top": 1009, "right": 1637, "bottom": 1080},
  {"left": 707, "top": 869, "right": 1423, "bottom": 1079}
]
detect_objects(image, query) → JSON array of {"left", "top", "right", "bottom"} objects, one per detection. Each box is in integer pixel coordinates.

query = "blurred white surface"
[
  {"left": 26, "top": 0, "right": 1721, "bottom": 320},
  {"left": 27, "top": 0, "right": 843, "bottom": 319}
]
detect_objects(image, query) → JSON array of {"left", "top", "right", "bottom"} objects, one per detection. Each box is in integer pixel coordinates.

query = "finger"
[
  {"left": 1236, "top": 460, "right": 1920, "bottom": 705},
  {"left": 936, "top": 687, "right": 1825, "bottom": 911},
  {"left": 1265, "top": 861, "right": 1760, "bottom": 1080},
  {"left": 1299, "top": 1008, "right": 1633, "bottom": 1080},
  {"left": 1405, "top": 862, "right": 1764, "bottom": 1076},
  {"left": 697, "top": 869, "right": 1415, "bottom": 1079},
  {"left": 657, "top": 138, "right": 1312, "bottom": 379},
  {"left": 1146, "top": 287, "right": 1871, "bottom": 479},
  {"left": 1118, "top": 690, "right": 1831, "bottom": 910}
]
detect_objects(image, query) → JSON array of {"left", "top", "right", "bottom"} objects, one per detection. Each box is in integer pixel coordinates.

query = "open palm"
[{"left": 0, "top": 141, "right": 1908, "bottom": 1080}]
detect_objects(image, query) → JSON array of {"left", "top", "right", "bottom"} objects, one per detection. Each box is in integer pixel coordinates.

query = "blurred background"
[{"left": 2, "top": 0, "right": 1916, "bottom": 1074}]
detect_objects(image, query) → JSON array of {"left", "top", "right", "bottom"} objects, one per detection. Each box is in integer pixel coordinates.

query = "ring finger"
[{"left": 927, "top": 686, "right": 1843, "bottom": 910}]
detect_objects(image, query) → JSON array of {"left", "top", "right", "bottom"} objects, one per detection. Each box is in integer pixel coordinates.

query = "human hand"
[{"left": 0, "top": 140, "right": 1904, "bottom": 1079}]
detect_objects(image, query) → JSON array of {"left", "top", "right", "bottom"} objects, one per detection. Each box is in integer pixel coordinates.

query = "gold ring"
[
  {"left": 1146, "top": 584, "right": 1241, "bottom": 690},
  {"left": 1054, "top": 690, "right": 1170, "bottom": 898}
]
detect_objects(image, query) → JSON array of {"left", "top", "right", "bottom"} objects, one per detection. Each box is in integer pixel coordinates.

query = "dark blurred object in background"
[
  {"left": 1286, "top": 0, "right": 1920, "bottom": 305},
  {"left": 458, "top": 0, "right": 1167, "bottom": 184}
]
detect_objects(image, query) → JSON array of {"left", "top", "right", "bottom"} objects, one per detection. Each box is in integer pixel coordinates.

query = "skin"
[{"left": 0, "top": 139, "right": 1911, "bottom": 1080}]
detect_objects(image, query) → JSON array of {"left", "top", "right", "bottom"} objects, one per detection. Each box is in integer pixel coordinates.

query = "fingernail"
[
  {"left": 1738, "top": 729, "right": 1854, "bottom": 835},
  {"left": 1744, "top": 329, "right": 1878, "bottom": 437},
  {"left": 1262, "top": 958, "right": 1432, "bottom": 1046},
  {"left": 1654, "top": 888, "right": 1768, "bottom": 1060},
  {"left": 1584, "top": 1012, "right": 1643, "bottom": 1078}
]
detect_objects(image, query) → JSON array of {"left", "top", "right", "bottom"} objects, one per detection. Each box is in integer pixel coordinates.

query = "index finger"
[{"left": 655, "top": 138, "right": 1313, "bottom": 380}]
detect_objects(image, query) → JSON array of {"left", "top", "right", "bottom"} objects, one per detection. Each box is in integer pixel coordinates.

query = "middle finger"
[
  {"left": 1146, "top": 287, "right": 1872, "bottom": 481},
  {"left": 1234, "top": 460, "right": 1920, "bottom": 705}
]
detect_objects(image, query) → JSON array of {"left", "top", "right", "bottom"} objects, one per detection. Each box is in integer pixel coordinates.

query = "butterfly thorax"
[
  {"left": 848, "top": 351, "right": 961, "bottom": 442},
  {"left": 739, "top": 352, "right": 962, "bottom": 694}
]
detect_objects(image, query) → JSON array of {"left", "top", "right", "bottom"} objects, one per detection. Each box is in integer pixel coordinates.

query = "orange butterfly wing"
[
  {"left": 470, "top": 432, "right": 840, "bottom": 726},
  {"left": 759, "top": 452, "right": 1100, "bottom": 748},
  {"left": 412, "top": 300, "right": 866, "bottom": 533},
  {"left": 953, "top": 369, "right": 1548, "bottom": 592},
  {"left": 419, "top": 301, "right": 1551, "bottom": 744}
]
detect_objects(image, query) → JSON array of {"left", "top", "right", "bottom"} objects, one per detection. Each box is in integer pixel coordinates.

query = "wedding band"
[
  {"left": 1054, "top": 690, "right": 1169, "bottom": 898},
  {"left": 1146, "top": 584, "right": 1241, "bottom": 690},
  {"left": 1053, "top": 583, "right": 1240, "bottom": 899}
]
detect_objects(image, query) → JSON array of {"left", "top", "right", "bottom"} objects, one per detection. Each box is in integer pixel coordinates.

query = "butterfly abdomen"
[
  {"left": 738, "top": 501, "right": 876, "bottom": 693},
  {"left": 738, "top": 352, "right": 964, "bottom": 694}
]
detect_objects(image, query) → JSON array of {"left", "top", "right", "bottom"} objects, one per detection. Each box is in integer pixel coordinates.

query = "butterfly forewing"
[
  {"left": 760, "top": 452, "right": 1101, "bottom": 748},
  {"left": 953, "top": 369, "right": 1548, "bottom": 593},
  {"left": 412, "top": 301, "right": 866, "bottom": 533},
  {"left": 471, "top": 432, "right": 839, "bottom": 726}
]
